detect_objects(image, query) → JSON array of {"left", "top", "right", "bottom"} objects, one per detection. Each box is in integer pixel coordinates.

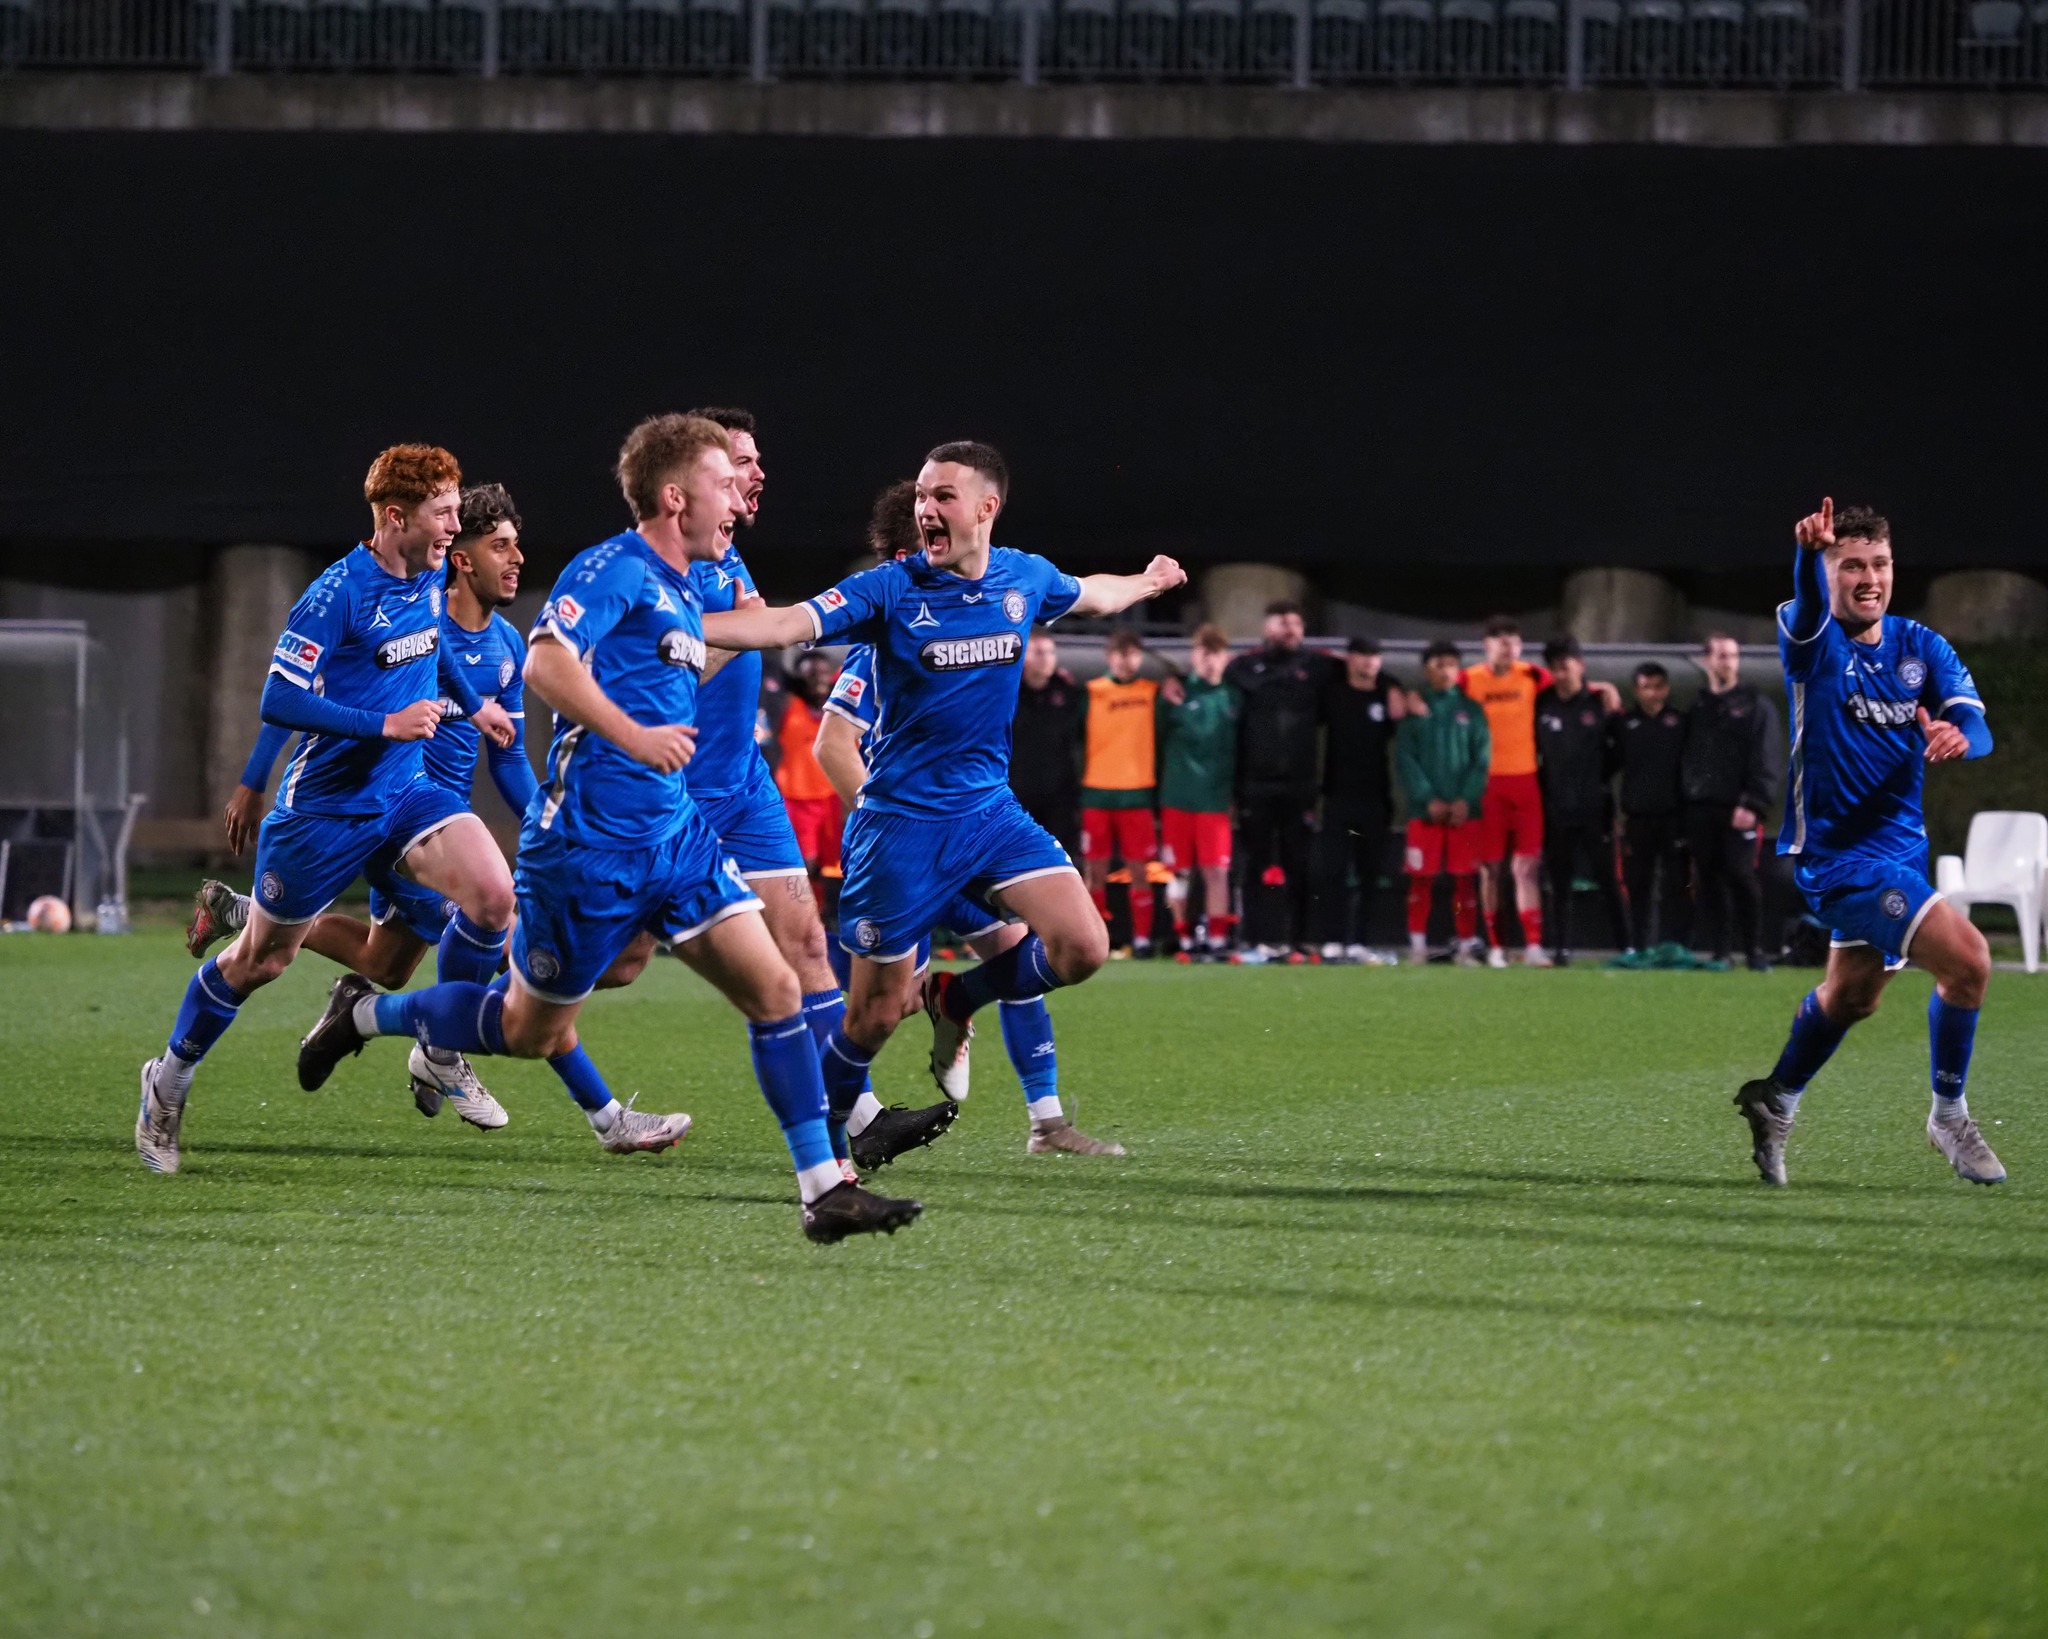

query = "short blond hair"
[
  {"left": 1192, "top": 623, "right": 1231, "bottom": 654},
  {"left": 616, "top": 414, "right": 732, "bottom": 520}
]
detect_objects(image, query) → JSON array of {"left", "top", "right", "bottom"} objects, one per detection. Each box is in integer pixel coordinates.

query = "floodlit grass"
[{"left": 1, "top": 932, "right": 2043, "bottom": 1638}]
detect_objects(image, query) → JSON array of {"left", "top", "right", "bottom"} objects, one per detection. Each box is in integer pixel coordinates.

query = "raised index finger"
[{"left": 1820, "top": 496, "right": 1833, "bottom": 533}]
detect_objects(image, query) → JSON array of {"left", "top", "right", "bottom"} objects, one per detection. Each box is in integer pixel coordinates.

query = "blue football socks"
[
  {"left": 159, "top": 958, "right": 247, "bottom": 1102},
  {"left": 1769, "top": 989, "right": 1849, "bottom": 1113},
  {"left": 947, "top": 935, "right": 1063, "bottom": 1019},
  {"left": 999, "top": 997, "right": 1061, "bottom": 1121},
  {"left": 437, "top": 907, "right": 507, "bottom": 987},
  {"left": 751, "top": 1014, "right": 841, "bottom": 1202},
  {"left": 1928, "top": 991, "right": 1979, "bottom": 1124},
  {"left": 366, "top": 981, "right": 506, "bottom": 1057}
]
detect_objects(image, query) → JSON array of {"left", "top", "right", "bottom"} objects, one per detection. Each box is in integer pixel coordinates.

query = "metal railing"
[{"left": 3, "top": 0, "right": 2045, "bottom": 86}]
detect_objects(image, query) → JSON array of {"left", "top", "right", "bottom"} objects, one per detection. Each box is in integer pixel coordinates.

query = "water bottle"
[{"left": 95, "top": 895, "right": 129, "bottom": 934}]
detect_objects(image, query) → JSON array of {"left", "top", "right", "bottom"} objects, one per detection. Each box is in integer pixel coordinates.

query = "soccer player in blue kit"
[
  {"left": 1735, "top": 499, "right": 2005, "bottom": 1188},
  {"left": 814, "top": 480, "right": 1125, "bottom": 1161},
  {"left": 185, "top": 484, "right": 538, "bottom": 1130},
  {"left": 135, "top": 447, "right": 519, "bottom": 1174},
  {"left": 702, "top": 441, "right": 1185, "bottom": 1136},
  {"left": 296, "top": 414, "right": 921, "bottom": 1242}
]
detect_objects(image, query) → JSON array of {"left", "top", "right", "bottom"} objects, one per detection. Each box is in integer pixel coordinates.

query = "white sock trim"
[
  {"left": 846, "top": 1091, "right": 885, "bottom": 1137},
  {"left": 588, "top": 1098, "right": 621, "bottom": 1132},
  {"left": 797, "top": 1159, "right": 844, "bottom": 1204},
  {"left": 351, "top": 994, "right": 383, "bottom": 1037},
  {"left": 1027, "top": 1094, "right": 1063, "bottom": 1122}
]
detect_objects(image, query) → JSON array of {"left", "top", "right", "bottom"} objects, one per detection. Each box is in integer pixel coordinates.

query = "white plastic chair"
[{"left": 1936, "top": 810, "right": 2047, "bottom": 973}]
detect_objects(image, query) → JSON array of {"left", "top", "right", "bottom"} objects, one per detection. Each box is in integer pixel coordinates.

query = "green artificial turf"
[{"left": 1, "top": 933, "right": 2042, "bottom": 1638}]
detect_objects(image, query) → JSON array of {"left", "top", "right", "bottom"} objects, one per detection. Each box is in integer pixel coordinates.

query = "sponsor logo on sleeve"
[
  {"left": 1003, "top": 589, "right": 1027, "bottom": 624},
  {"left": 551, "top": 595, "right": 585, "bottom": 629},
  {"left": 919, "top": 632, "right": 1023, "bottom": 672},
  {"left": 816, "top": 590, "right": 848, "bottom": 612},
  {"left": 835, "top": 676, "right": 866, "bottom": 706},
  {"left": 274, "top": 631, "right": 322, "bottom": 670}
]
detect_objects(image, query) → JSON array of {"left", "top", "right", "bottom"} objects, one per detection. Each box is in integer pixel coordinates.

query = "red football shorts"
[
  {"left": 783, "top": 795, "right": 843, "bottom": 870},
  {"left": 1159, "top": 808, "right": 1232, "bottom": 871},
  {"left": 1404, "top": 818, "right": 1482, "bottom": 878},
  {"left": 1475, "top": 772, "right": 1544, "bottom": 861},
  {"left": 1081, "top": 806, "right": 1158, "bottom": 865}
]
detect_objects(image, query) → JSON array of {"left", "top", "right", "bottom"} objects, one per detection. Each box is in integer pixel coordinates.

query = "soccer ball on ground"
[{"left": 26, "top": 895, "right": 72, "bottom": 933}]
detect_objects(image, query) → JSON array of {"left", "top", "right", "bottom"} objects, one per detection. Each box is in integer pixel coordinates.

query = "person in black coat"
[
  {"left": 1010, "top": 628, "right": 1086, "bottom": 865},
  {"left": 1533, "top": 637, "right": 1629, "bottom": 964},
  {"left": 1681, "top": 632, "right": 1780, "bottom": 970},
  {"left": 1607, "top": 661, "right": 1691, "bottom": 952}
]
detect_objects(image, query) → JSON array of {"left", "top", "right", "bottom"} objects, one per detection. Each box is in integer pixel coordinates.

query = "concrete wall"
[{"left": 4, "top": 74, "right": 2047, "bottom": 144}]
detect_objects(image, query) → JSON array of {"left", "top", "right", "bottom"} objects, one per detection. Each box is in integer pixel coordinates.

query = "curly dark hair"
[
  {"left": 1833, "top": 504, "right": 1890, "bottom": 545},
  {"left": 685, "top": 406, "right": 757, "bottom": 437},
  {"left": 867, "top": 478, "right": 920, "bottom": 561},
  {"left": 457, "top": 482, "right": 521, "bottom": 543}
]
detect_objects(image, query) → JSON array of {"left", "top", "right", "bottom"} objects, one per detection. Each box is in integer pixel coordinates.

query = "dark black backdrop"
[{"left": 3, "top": 132, "right": 2044, "bottom": 596}]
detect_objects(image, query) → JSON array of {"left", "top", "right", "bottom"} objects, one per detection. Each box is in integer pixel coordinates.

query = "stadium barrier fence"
[{"left": 4, "top": 0, "right": 2046, "bottom": 88}]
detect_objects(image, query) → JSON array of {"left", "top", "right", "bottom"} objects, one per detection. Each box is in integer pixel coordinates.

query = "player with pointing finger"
[{"left": 1733, "top": 498, "right": 2005, "bottom": 1188}]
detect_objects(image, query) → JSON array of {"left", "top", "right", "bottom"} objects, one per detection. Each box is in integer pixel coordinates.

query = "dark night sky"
[{"left": 3, "top": 131, "right": 2044, "bottom": 598}]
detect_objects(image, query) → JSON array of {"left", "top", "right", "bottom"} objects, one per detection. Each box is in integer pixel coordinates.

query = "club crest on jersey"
[
  {"left": 375, "top": 627, "right": 439, "bottom": 669},
  {"left": 500, "top": 658, "right": 515, "bottom": 689},
  {"left": 909, "top": 601, "right": 941, "bottom": 631},
  {"left": 429, "top": 586, "right": 443, "bottom": 619},
  {"left": 527, "top": 948, "right": 561, "bottom": 982},
  {"left": 920, "top": 633, "right": 1023, "bottom": 672},
  {"left": 1899, "top": 658, "right": 1928, "bottom": 692},
  {"left": 1881, "top": 888, "right": 1909, "bottom": 919},
  {"left": 853, "top": 918, "right": 881, "bottom": 950},
  {"left": 274, "top": 631, "right": 322, "bottom": 671},
  {"left": 259, "top": 870, "right": 284, "bottom": 904},
  {"left": 1003, "top": 589, "right": 1027, "bottom": 624},
  {"left": 659, "top": 628, "right": 708, "bottom": 671}
]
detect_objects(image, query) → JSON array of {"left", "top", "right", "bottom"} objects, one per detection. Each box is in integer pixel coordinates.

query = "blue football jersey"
[
  {"left": 802, "top": 547, "right": 1082, "bottom": 819},
  {"left": 1778, "top": 605, "right": 1982, "bottom": 864},
  {"left": 824, "top": 643, "right": 881, "bottom": 742},
  {"left": 530, "top": 531, "right": 708, "bottom": 849},
  {"left": 426, "top": 611, "right": 528, "bottom": 796},
  {"left": 687, "top": 543, "right": 767, "bottom": 798},
  {"left": 269, "top": 544, "right": 444, "bottom": 818}
]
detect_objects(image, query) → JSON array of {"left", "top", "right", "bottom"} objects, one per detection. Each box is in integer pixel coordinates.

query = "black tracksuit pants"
[
  {"left": 1686, "top": 803, "right": 1763, "bottom": 960},
  {"left": 1314, "top": 795, "right": 1390, "bottom": 946},
  {"left": 1237, "top": 785, "right": 1318, "bottom": 948},
  {"left": 1620, "top": 810, "right": 1691, "bottom": 950},
  {"left": 1542, "top": 815, "right": 1630, "bottom": 955}
]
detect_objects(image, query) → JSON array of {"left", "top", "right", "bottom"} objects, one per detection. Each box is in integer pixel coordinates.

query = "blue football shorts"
[
  {"left": 1794, "top": 852, "right": 1941, "bottom": 971},
  {"left": 367, "top": 873, "right": 456, "bottom": 947},
  {"left": 251, "top": 777, "right": 472, "bottom": 925},
  {"left": 838, "top": 791, "right": 1075, "bottom": 963},
  {"left": 693, "top": 761, "right": 809, "bottom": 881},
  {"left": 510, "top": 806, "right": 760, "bottom": 1004}
]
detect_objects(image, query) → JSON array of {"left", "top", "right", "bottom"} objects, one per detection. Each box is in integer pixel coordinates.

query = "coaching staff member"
[
  {"left": 1682, "top": 632, "right": 1779, "bottom": 972},
  {"left": 1010, "top": 628, "right": 1086, "bottom": 864},
  {"left": 1609, "top": 661, "right": 1690, "bottom": 953},
  {"left": 1225, "top": 599, "right": 1336, "bottom": 953},
  {"left": 1533, "top": 637, "right": 1628, "bottom": 965}
]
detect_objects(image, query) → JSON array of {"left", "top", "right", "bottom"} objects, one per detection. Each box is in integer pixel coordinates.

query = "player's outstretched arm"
[
  {"left": 1784, "top": 496, "right": 1834, "bottom": 644},
  {"left": 1068, "top": 556, "right": 1188, "bottom": 620},
  {"left": 524, "top": 634, "right": 696, "bottom": 775},
  {"left": 702, "top": 602, "right": 819, "bottom": 653}
]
